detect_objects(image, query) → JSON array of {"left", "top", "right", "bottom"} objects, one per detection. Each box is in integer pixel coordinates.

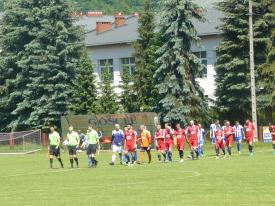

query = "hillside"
[{"left": 0, "top": 0, "right": 151, "bottom": 14}]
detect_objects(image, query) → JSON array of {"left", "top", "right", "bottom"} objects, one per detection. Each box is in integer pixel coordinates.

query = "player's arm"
[
  {"left": 147, "top": 132, "right": 152, "bottom": 149},
  {"left": 56, "top": 133, "right": 61, "bottom": 148},
  {"left": 76, "top": 133, "right": 80, "bottom": 148}
]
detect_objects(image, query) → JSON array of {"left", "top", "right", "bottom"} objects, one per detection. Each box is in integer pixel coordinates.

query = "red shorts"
[
  {"left": 189, "top": 139, "right": 198, "bottom": 149},
  {"left": 225, "top": 137, "right": 233, "bottom": 146},
  {"left": 165, "top": 139, "right": 173, "bottom": 150},
  {"left": 215, "top": 141, "right": 224, "bottom": 149},
  {"left": 245, "top": 136, "right": 253, "bottom": 144},
  {"left": 156, "top": 139, "right": 165, "bottom": 151},
  {"left": 176, "top": 138, "right": 185, "bottom": 150},
  {"left": 272, "top": 135, "right": 275, "bottom": 142},
  {"left": 124, "top": 144, "right": 135, "bottom": 152}
]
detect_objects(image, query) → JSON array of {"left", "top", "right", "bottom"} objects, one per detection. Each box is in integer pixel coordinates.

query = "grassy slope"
[{"left": 0, "top": 142, "right": 275, "bottom": 206}]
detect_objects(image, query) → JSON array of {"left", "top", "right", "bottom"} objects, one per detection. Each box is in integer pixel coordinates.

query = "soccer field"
[{"left": 1, "top": 143, "right": 275, "bottom": 206}]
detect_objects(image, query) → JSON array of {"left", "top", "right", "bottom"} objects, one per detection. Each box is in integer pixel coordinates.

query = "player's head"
[
  {"left": 165, "top": 123, "right": 171, "bottom": 129},
  {"left": 189, "top": 120, "right": 194, "bottom": 126},
  {"left": 198, "top": 123, "right": 201, "bottom": 128},
  {"left": 176, "top": 123, "right": 181, "bottom": 129},
  {"left": 50, "top": 126, "right": 55, "bottom": 133},
  {"left": 215, "top": 119, "right": 219, "bottom": 124},
  {"left": 156, "top": 124, "right": 161, "bottom": 130},
  {"left": 235, "top": 121, "right": 239, "bottom": 125},
  {"left": 68, "top": 126, "right": 73, "bottom": 132},
  {"left": 88, "top": 126, "right": 93, "bottom": 131},
  {"left": 140, "top": 125, "right": 145, "bottom": 131},
  {"left": 115, "top": 124, "right": 120, "bottom": 130},
  {"left": 225, "top": 121, "right": 230, "bottom": 126},
  {"left": 124, "top": 126, "right": 128, "bottom": 131},
  {"left": 245, "top": 119, "right": 250, "bottom": 124}
]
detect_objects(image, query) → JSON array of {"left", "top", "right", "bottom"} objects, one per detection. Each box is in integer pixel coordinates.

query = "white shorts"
[{"left": 112, "top": 144, "right": 122, "bottom": 153}]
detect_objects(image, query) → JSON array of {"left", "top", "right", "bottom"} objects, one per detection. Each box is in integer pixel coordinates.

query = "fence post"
[
  {"left": 42, "top": 132, "right": 48, "bottom": 146},
  {"left": 9, "top": 134, "right": 14, "bottom": 149}
]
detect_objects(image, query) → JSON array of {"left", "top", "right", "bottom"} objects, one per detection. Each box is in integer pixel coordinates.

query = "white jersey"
[
  {"left": 210, "top": 124, "right": 219, "bottom": 138},
  {"left": 233, "top": 125, "right": 244, "bottom": 138},
  {"left": 198, "top": 128, "right": 205, "bottom": 143}
]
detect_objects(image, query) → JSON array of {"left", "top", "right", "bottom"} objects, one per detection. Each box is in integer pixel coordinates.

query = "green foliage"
[
  {"left": 132, "top": 0, "right": 160, "bottom": 112},
  {"left": 257, "top": 0, "right": 275, "bottom": 123},
  {"left": 69, "top": 0, "right": 151, "bottom": 14},
  {"left": 154, "top": 0, "right": 206, "bottom": 125},
  {"left": 71, "top": 52, "right": 98, "bottom": 115},
  {"left": 95, "top": 70, "right": 120, "bottom": 114},
  {"left": 120, "top": 65, "right": 139, "bottom": 113},
  {"left": 215, "top": 0, "right": 274, "bottom": 123},
  {"left": 0, "top": 0, "right": 83, "bottom": 131}
]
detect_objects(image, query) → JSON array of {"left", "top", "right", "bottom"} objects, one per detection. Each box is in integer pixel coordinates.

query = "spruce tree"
[
  {"left": 71, "top": 52, "right": 97, "bottom": 115},
  {"left": 154, "top": 0, "right": 206, "bottom": 124},
  {"left": 95, "top": 71, "right": 120, "bottom": 114},
  {"left": 0, "top": 0, "right": 83, "bottom": 130},
  {"left": 133, "top": 0, "right": 160, "bottom": 112},
  {"left": 257, "top": 0, "right": 275, "bottom": 122},
  {"left": 215, "top": 0, "right": 274, "bottom": 123},
  {"left": 120, "top": 65, "right": 138, "bottom": 113}
]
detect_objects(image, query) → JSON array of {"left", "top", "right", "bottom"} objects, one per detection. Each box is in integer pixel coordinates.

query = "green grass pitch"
[{"left": 0, "top": 142, "right": 275, "bottom": 206}]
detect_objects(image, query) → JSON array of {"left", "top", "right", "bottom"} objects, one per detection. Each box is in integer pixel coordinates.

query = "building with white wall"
[{"left": 78, "top": 1, "right": 223, "bottom": 100}]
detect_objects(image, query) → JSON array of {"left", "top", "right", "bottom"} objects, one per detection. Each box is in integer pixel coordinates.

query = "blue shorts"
[{"left": 234, "top": 137, "right": 242, "bottom": 142}]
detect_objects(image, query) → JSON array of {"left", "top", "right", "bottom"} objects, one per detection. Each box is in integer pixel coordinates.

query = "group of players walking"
[{"left": 47, "top": 120, "right": 275, "bottom": 169}]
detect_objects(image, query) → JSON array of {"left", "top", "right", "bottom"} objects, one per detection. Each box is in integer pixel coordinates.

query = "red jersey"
[
  {"left": 165, "top": 129, "right": 173, "bottom": 141},
  {"left": 269, "top": 125, "right": 275, "bottom": 139},
  {"left": 186, "top": 125, "right": 199, "bottom": 141},
  {"left": 215, "top": 130, "right": 223, "bottom": 142},
  {"left": 155, "top": 129, "right": 165, "bottom": 140},
  {"left": 244, "top": 123, "right": 255, "bottom": 138},
  {"left": 124, "top": 130, "right": 135, "bottom": 145},
  {"left": 223, "top": 126, "right": 234, "bottom": 139},
  {"left": 174, "top": 129, "right": 186, "bottom": 139}
]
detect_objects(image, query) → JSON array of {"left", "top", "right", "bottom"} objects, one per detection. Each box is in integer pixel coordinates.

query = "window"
[
  {"left": 193, "top": 51, "right": 207, "bottom": 77},
  {"left": 120, "top": 57, "right": 135, "bottom": 76},
  {"left": 99, "top": 59, "right": 114, "bottom": 81}
]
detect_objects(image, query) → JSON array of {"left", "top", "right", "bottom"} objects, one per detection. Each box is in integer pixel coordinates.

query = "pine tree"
[
  {"left": 71, "top": 52, "right": 97, "bottom": 115},
  {"left": 120, "top": 65, "right": 138, "bottom": 113},
  {"left": 154, "top": 0, "right": 206, "bottom": 124},
  {"left": 257, "top": 0, "right": 275, "bottom": 122},
  {"left": 0, "top": 0, "right": 83, "bottom": 130},
  {"left": 215, "top": 0, "right": 274, "bottom": 123},
  {"left": 95, "top": 71, "right": 120, "bottom": 114},
  {"left": 133, "top": 0, "right": 161, "bottom": 112}
]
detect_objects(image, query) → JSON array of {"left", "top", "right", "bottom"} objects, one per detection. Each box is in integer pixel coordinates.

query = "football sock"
[
  {"left": 125, "top": 154, "right": 130, "bottom": 163},
  {"left": 49, "top": 158, "right": 53, "bottom": 168},
  {"left": 228, "top": 147, "right": 231, "bottom": 155},
  {"left": 157, "top": 154, "right": 161, "bottom": 161},
  {"left": 147, "top": 151, "right": 152, "bottom": 163},
  {"left": 222, "top": 149, "right": 226, "bottom": 155},
  {"left": 200, "top": 148, "right": 203, "bottom": 155},
  {"left": 57, "top": 158, "right": 63, "bottom": 167},
  {"left": 195, "top": 149, "right": 199, "bottom": 158},
  {"left": 118, "top": 153, "right": 122, "bottom": 162},
  {"left": 179, "top": 150, "right": 183, "bottom": 158},
  {"left": 215, "top": 148, "right": 219, "bottom": 156},
  {"left": 272, "top": 144, "right": 275, "bottom": 150},
  {"left": 112, "top": 154, "right": 116, "bottom": 163},
  {"left": 248, "top": 145, "right": 253, "bottom": 153},
  {"left": 168, "top": 151, "right": 172, "bottom": 161},
  {"left": 74, "top": 157, "right": 79, "bottom": 167},
  {"left": 237, "top": 143, "right": 241, "bottom": 152},
  {"left": 191, "top": 150, "right": 194, "bottom": 160},
  {"left": 140, "top": 152, "right": 144, "bottom": 163},
  {"left": 70, "top": 159, "right": 73, "bottom": 168}
]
